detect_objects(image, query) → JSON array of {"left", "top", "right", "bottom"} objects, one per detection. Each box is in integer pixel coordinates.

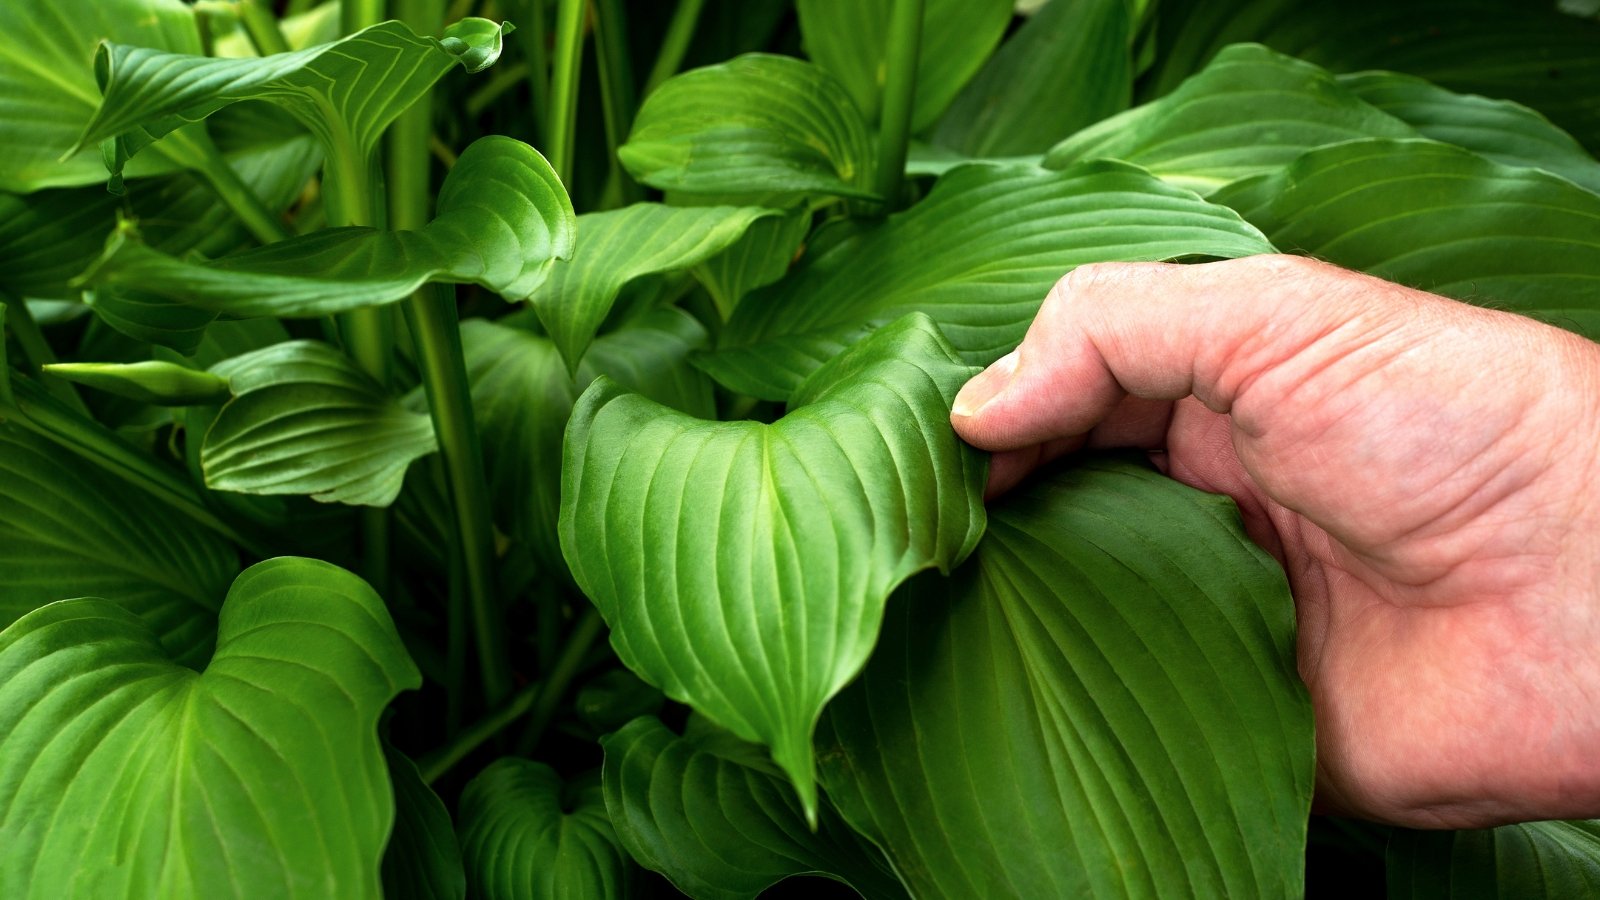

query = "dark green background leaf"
[
  {"left": 1387, "top": 821, "right": 1600, "bottom": 898},
  {"left": 383, "top": 744, "right": 466, "bottom": 900}
]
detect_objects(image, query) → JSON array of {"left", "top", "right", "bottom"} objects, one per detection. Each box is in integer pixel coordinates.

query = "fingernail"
[{"left": 952, "top": 351, "right": 1019, "bottom": 417}]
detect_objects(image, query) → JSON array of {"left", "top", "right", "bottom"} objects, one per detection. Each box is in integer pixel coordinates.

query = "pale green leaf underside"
[
  {"left": 796, "top": 0, "right": 1012, "bottom": 131},
  {"left": 560, "top": 313, "right": 987, "bottom": 817},
  {"left": 1337, "top": 70, "right": 1600, "bottom": 196},
  {"left": 0, "top": 557, "right": 420, "bottom": 900},
  {"left": 44, "top": 361, "right": 229, "bottom": 406},
  {"left": 0, "top": 416, "right": 236, "bottom": 667},
  {"left": 463, "top": 309, "right": 714, "bottom": 571},
  {"left": 381, "top": 744, "right": 466, "bottom": 900},
  {"left": 0, "top": 0, "right": 202, "bottom": 191},
  {"left": 931, "top": 0, "right": 1133, "bottom": 158},
  {"left": 204, "top": 341, "right": 438, "bottom": 506},
  {"left": 818, "top": 458, "right": 1314, "bottom": 899},
  {"left": 1044, "top": 43, "right": 1416, "bottom": 194},
  {"left": 1387, "top": 820, "right": 1600, "bottom": 899},
  {"left": 74, "top": 18, "right": 510, "bottom": 179},
  {"left": 620, "top": 54, "right": 877, "bottom": 203},
  {"left": 458, "top": 760, "right": 634, "bottom": 900},
  {"left": 74, "top": 136, "right": 574, "bottom": 318},
  {"left": 602, "top": 717, "right": 908, "bottom": 900},
  {"left": 701, "top": 161, "right": 1273, "bottom": 401},
  {"left": 530, "top": 203, "right": 775, "bottom": 372},
  {"left": 1212, "top": 138, "right": 1600, "bottom": 338}
]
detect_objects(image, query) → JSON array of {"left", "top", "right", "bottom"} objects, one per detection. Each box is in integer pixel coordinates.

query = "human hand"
[{"left": 950, "top": 255, "right": 1600, "bottom": 828}]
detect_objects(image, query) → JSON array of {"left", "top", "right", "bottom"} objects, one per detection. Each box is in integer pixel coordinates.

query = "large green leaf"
[
  {"left": 0, "top": 415, "right": 236, "bottom": 667},
  {"left": 529, "top": 203, "right": 775, "bottom": 372},
  {"left": 463, "top": 309, "right": 715, "bottom": 570},
  {"left": 0, "top": 557, "right": 420, "bottom": 899},
  {"left": 0, "top": 0, "right": 206, "bottom": 191},
  {"left": 619, "top": 54, "right": 876, "bottom": 204},
  {"left": 931, "top": 0, "right": 1133, "bottom": 158},
  {"left": 1387, "top": 821, "right": 1600, "bottom": 898},
  {"left": 73, "top": 18, "right": 510, "bottom": 186},
  {"left": 1212, "top": 138, "right": 1600, "bottom": 338},
  {"left": 817, "top": 457, "right": 1314, "bottom": 898},
  {"left": 457, "top": 760, "right": 635, "bottom": 899},
  {"left": 700, "top": 161, "right": 1273, "bottom": 401},
  {"left": 1146, "top": 0, "right": 1600, "bottom": 152},
  {"left": 382, "top": 744, "right": 466, "bottom": 900},
  {"left": 1337, "top": 71, "right": 1600, "bottom": 196},
  {"left": 1043, "top": 43, "right": 1415, "bottom": 194},
  {"left": 796, "top": 0, "right": 1012, "bottom": 131},
  {"left": 0, "top": 115, "right": 319, "bottom": 304},
  {"left": 74, "top": 136, "right": 575, "bottom": 318},
  {"left": 203, "top": 341, "right": 438, "bottom": 506},
  {"left": 561, "top": 313, "right": 987, "bottom": 817},
  {"left": 602, "top": 716, "right": 908, "bottom": 900}
]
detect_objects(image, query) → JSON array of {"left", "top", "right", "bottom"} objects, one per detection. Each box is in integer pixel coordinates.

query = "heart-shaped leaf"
[
  {"left": 203, "top": 341, "right": 438, "bottom": 506},
  {"left": 383, "top": 744, "right": 466, "bottom": 900},
  {"left": 796, "top": 0, "right": 1012, "bottom": 131},
  {"left": 0, "top": 411, "right": 237, "bottom": 667},
  {"left": 1044, "top": 43, "right": 1416, "bottom": 194},
  {"left": 1387, "top": 821, "right": 1600, "bottom": 898},
  {"left": 529, "top": 203, "right": 775, "bottom": 372},
  {"left": 1146, "top": 0, "right": 1600, "bottom": 152},
  {"left": 458, "top": 759, "right": 636, "bottom": 899},
  {"left": 74, "top": 136, "right": 574, "bottom": 318},
  {"left": 602, "top": 716, "right": 908, "bottom": 900},
  {"left": 561, "top": 313, "right": 987, "bottom": 818},
  {"left": 73, "top": 18, "right": 510, "bottom": 187},
  {"left": 1212, "top": 138, "right": 1600, "bottom": 338},
  {"left": 620, "top": 54, "right": 876, "bottom": 204},
  {"left": 1337, "top": 70, "right": 1600, "bottom": 196},
  {"left": 463, "top": 308, "right": 714, "bottom": 570},
  {"left": 817, "top": 457, "right": 1314, "bottom": 898},
  {"left": 931, "top": 0, "right": 1133, "bottom": 158},
  {"left": 0, "top": 557, "right": 420, "bottom": 899},
  {"left": 0, "top": 0, "right": 206, "bottom": 191},
  {"left": 700, "top": 161, "right": 1273, "bottom": 401}
]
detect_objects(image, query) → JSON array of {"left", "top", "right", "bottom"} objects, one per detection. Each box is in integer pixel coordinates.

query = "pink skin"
[{"left": 950, "top": 255, "right": 1600, "bottom": 829}]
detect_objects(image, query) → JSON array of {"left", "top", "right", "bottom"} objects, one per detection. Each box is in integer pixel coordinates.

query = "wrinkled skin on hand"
[{"left": 951, "top": 255, "right": 1600, "bottom": 829}]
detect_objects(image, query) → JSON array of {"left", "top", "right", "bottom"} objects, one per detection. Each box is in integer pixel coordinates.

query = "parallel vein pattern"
[
  {"left": 0, "top": 558, "right": 420, "bottom": 900},
  {"left": 561, "top": 314, "right": 987, "bottom": 818},
  {"left": 701, "top": 161, "right": 1272, "bottom": 401},
  {"left": 75, "top": 136, "right": 575, "bottom": 318},
  {"left": 1387, "top": 820, "right": 1600, "bottom": 899},
  {"left": 818, "top": 458, "right": 1314, "bottom": 899}
]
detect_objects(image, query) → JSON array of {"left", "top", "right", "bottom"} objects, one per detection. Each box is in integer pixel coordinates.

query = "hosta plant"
[{"left": 2, "top": 0, "right": 1599, "bottom": 896}]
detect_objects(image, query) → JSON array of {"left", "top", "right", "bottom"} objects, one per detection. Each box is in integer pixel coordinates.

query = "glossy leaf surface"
[
  {"left": 1146, "top": 0, "right": 1600, "bottom": 151},
  {"left": 204, "top": 342, "right": 438, "bottom": 506},
  {"left": 1338, "top": 70, "right": 1600, "bottom": 195},
  {"left": 702, "top": 162, "right": 1273, "bottom": 400},
  {"left": 932, "top": 0, "right": 1133, "bottom": 158},
  {"left": 1044, "top": 43, "right": 1414, "bottom": 194},
  {"left": 620, "top": 54, "right": 876, "bottom": 203},
  {"left": 818, "top": 458, "right": 1314, "bottom": 898},
  {"left": 1387, "top": 821, "right": 1600, "bottom": 899},
  {"left": 1213, "top": 139, "right": 1600, "bottom": 338},
  {"left": 530, "top": 203, "right": 774, "bottom": 371},
  {"left": 382, "top": 744, "right": 466, "bottom": 900},
  {"left": 74, "top": 136, "right": 574, "bottom": 318},
  {"left": 602, "top": 717, "right": 907, "bottom": 900},
  {"left": 796, "top": 0, "right": 1012, "bottom": 131},
  {"left": 561, "top": 314, "right": 988, "bottom": 816},
  {"left": 458, "top": 759, "right": 635, "bottom": 900},
  {"left": 463, "top": 309, "right": 714, "bottom": 569},
  {"left": 0, "top": 557, "right": 420, "bottom": 899},
  {"left": 75, "top": 18, "right": 511, "bottom": 182},
  {"left": 0, "top": 414, "right": 236, "bottom": 667},
  {"left": 0, "top": 0, "right": 203, "bottom": 190}
]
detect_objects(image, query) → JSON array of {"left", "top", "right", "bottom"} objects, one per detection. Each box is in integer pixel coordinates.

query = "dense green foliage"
[{"left": 1, "top": 0, "right": 1598, "bottom": 896}]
